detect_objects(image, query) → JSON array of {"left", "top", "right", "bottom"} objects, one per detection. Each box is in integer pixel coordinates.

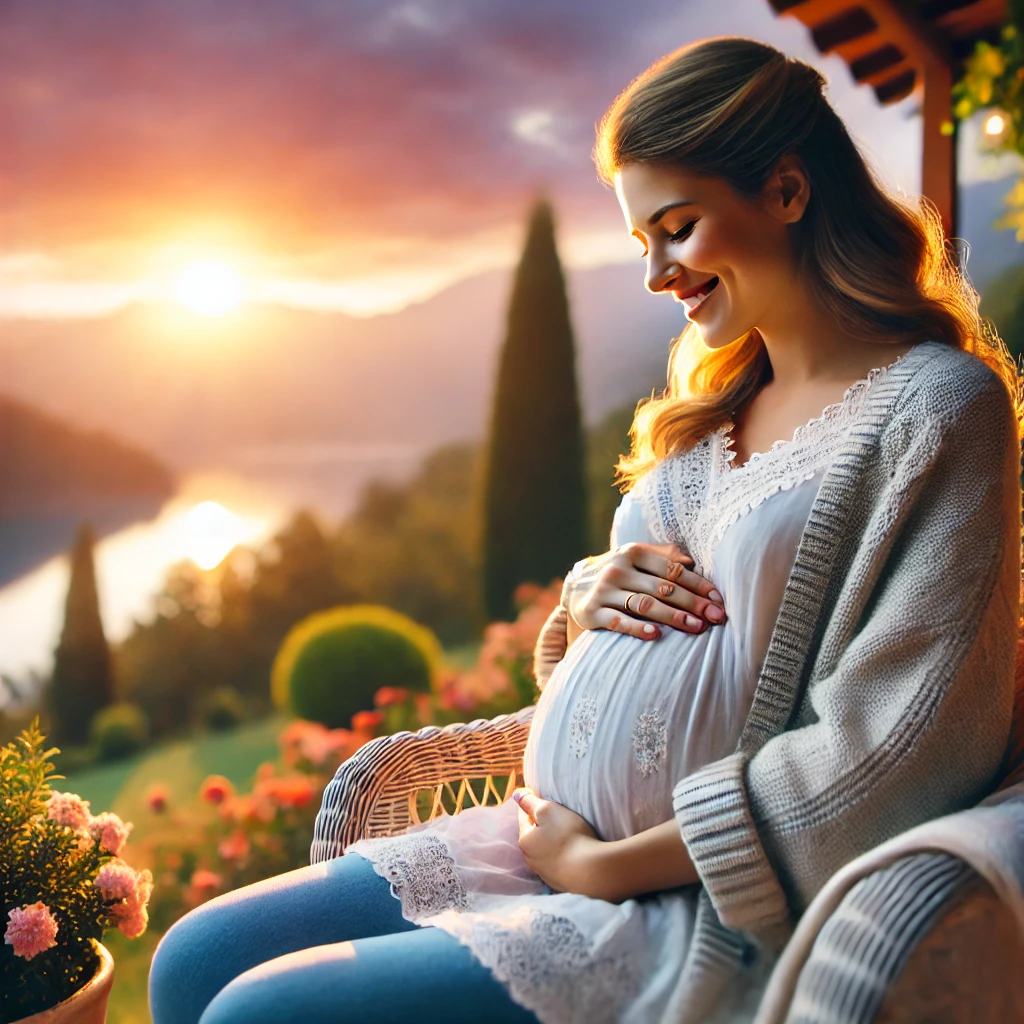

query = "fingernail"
[
  {"left": 512, "top": 791, "right": 522, "bottom": 803},
  {"left": 685, "top": 615, "right": 701, "bottom": 628},
  {"left": 643, "top": 624, "right": 658, "bottom": 635},
  {"left": 709, "top": 589, "right": 723, "bottom": 603},
  {"left": 706, "top": 605, "right": 724, "bottom": 622}
]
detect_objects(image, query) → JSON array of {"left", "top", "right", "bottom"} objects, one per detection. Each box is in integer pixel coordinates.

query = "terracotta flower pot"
[{"left": 14, "top": 940, "right": 115, "bottom": 1024}]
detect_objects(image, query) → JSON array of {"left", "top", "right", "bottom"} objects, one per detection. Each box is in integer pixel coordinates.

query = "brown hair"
[{"left": 594, "top": 36, "right": 1024, "bottom": 491}]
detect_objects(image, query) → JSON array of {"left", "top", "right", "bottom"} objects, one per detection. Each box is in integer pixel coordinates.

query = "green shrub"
[
  {"left": 196, "top": 686, "right": 247, "bottom": 732},
  {"left": 90, "top": 702, "right": 149, "bottom": 761},
  {"left": 271, "top": 605, "right": 442, "bottom": 729}
]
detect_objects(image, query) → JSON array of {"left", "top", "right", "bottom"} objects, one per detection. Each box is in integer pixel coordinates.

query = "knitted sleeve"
[{"left": 671, "top": 364, "right": 1023, "bottom": 934}]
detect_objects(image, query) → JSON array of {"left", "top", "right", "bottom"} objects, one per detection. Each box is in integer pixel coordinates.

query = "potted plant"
[{"left": 1, "top": 718, "right": 154, "bottom": 1023}]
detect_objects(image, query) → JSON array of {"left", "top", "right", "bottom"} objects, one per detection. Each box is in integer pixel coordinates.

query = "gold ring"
[{"left": 624, "top": 592, "right": 638, "bottom": 614}]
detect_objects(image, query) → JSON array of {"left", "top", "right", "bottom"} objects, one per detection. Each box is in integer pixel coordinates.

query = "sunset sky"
[{"left": 2, "top": 0, "right": 1006, "bottom": 320}]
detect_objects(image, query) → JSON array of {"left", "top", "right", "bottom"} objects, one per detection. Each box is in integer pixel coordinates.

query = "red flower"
[
  {"left": 351, "top": 710, "right": 384, "bottom": 733},
  {"left": 145, "top": 785, "right": 168, "bottom": 813},
  {"left": 374, "top": 686, "right": 411, "bottom": 708},
  {"left": 200, "top": 775, "right": 235, "bottom": 805}
]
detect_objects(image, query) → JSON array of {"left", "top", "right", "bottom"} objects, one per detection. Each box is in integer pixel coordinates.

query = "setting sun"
[{"left": 173, "top": 260, "right": 244, "bottom": 317}]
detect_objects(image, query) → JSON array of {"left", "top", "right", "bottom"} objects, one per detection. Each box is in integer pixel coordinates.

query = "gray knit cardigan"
[{"left": 532, "top": 339, "right": 1023, "bottom": 1021}]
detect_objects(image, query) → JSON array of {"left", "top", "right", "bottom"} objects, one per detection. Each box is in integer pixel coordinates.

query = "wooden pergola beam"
[{"left": 773, "top": 0, "right": 962, "bottom": 237}]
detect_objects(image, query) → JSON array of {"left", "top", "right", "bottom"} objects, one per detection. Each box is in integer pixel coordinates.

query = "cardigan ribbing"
[{"left": 533, "top": 339, "right": 1023, "bottom": 1021}]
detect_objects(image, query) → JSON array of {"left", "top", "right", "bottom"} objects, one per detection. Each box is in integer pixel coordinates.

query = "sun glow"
[
  {"left": 181, "top": 501, "right": 250, "bottom": 569},
  {"left": 173, "top": 260, "right": 244, "bottom": 316}
]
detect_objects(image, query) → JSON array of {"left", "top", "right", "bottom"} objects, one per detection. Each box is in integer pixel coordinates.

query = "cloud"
[{"left": 0, "top": 0, "right": 926, "bottom": 315}]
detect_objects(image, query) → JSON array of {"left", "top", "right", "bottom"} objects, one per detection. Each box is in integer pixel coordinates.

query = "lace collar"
[
  {"left": 636, "top": 347, "right": 917, "bottom": 576},
  {"left": 714, "top": 348, "right": 916, "bottom": 480}
]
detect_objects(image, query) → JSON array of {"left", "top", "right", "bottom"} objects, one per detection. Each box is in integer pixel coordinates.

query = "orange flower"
[
  {"left": 200, "top": 775, "right": 235, "bottom": 805},
  {"left": 351, "top": 710, "right": 384, "bottom": 733},
  {"left": 255, "top": 773, "right": 316, "bottom": 810}
]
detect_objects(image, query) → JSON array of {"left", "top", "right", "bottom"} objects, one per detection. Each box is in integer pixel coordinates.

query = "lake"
[{"left": 0, "top": 442, "right": 430, "bottom": 704}]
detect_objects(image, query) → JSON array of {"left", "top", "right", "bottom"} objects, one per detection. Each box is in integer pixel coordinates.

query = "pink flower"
[
  {"left": 45, "top": 791, "right": 92, "bottom": 831},
  {"left": 145, "top": 785, "right": 168, "bottom": 813},
  {"left": 94, "top": 859, "right": 139, "bottom": 902},
  {"left": 191, "top": 869, "right": 222, "bottom": 892},
  {"left": 200, "top": 775, "right": 235, "bottom": 805},
  {"left": 89, "top": 812, "right": 133, "bottom": 856},
  {"left": 5, "top": 902, "right": 59, "bottom": 960},
  {"left": 218, "top": 831, "right": 250, "bottom": 862},
  {"left": 111, "top": 868, "right": 153, "bottom": 939}
]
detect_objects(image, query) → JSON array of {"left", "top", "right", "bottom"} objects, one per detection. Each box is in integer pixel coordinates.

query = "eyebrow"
[{"left": 648, "top": 201, "right": 697, "bottom": 227}]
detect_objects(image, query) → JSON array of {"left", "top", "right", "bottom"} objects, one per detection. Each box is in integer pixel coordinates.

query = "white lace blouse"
[{"left": 345, "top": 354, "right": 911, "bottom": 1023}]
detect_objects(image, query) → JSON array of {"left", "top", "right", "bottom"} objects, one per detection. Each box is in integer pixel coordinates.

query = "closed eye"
[{"left": 669, "top": 220, "right": 698, "bottom": 242}]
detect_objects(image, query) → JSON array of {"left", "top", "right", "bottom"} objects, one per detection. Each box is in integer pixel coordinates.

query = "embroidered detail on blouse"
[
  {"left": 568, "top": 696, "right": 599, "bottom": 759},
  {"left": 438, "top": 908, "right": 646, "bottom": 1024},
  {"left": 632, "top": 706, "right": 668, "bottom": 778},
  {"left": 355, "top": 831, "right": 472, "bottom": 918},
  {"left": 633, "top": 434, "right": 716, "bottom": 566}
]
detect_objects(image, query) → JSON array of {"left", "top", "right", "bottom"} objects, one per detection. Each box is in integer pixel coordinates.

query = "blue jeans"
[{"left": 148, "top": 851, "right": 540, "bottom": 1024}]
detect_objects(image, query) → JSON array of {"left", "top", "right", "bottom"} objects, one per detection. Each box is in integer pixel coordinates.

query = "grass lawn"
[{"left": 55, "top": 713, "right": 290, "bottom": 1024}]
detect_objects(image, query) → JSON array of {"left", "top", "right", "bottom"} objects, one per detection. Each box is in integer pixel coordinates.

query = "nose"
[{"left": 646, "top": 257, "right": 682, "bottom": 294}]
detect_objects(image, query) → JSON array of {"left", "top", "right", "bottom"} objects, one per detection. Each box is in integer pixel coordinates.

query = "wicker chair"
[{"left": 310, "top": 683, "right": 1024, "bottom": 1023}]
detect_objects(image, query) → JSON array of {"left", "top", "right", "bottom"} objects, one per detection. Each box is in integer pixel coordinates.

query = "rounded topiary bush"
[
  {"left": 271, "top": 605, "right": 443, "bottom": 729},
  {"left": 197, "top": 686, "right": 247, "bottom": 732},
  {"left": 90, "top": 702, "right": 149, "bottom": 761}
]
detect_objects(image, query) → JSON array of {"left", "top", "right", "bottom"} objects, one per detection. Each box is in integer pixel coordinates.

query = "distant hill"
[
  {"left": 0, "top": 179, "right": 1019, "bottom": 478},
  {"left": 0, "top": 262, "right": 683, "bottom": 472},
  {"left": 0, "top": 397, "right": 175, "bottom": 519}
]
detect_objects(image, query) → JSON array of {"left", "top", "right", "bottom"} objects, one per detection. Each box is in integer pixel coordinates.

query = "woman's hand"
[
  {"left": 513, "top": 788, "right": 701, "bottom": 902},
  {"left": 564, "top": 542, "right": 726, "bottom": 643},
  {"left": 513, "top": 787, "right": 618, "bottom": 901}
]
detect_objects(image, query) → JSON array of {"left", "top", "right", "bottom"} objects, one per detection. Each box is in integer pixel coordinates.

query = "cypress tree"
[
  {"left": 48, "top": 521, "right": 115, "bottom": 745},
  {"left": 481, "top": 197, "right": 588, "bottom": 622}
]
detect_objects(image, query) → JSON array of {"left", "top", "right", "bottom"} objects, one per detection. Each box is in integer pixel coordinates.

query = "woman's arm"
[
  {"left": 514, "top": 789, "right": 699, "bottom": 902},
  {"left": 672, "top": 363, "right": 1023, "bottom": 935}
]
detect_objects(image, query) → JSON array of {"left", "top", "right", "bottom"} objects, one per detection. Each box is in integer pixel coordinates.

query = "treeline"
[{"left": 110, "top": 403, "right": 633, "bottom": 740}]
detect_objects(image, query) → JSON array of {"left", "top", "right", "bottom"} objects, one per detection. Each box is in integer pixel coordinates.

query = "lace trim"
[
  {"left": 350, "top": 831, "right": 472, "bottom": 918},
  {"left": 635, "top": 351, "right": 910, "bottom": 575},
  {"left": 633, "top": 433, "right": 715, "bottom": 561},
  {"left": 436, "top": 907, "right": 646, "bottom": 1024}
]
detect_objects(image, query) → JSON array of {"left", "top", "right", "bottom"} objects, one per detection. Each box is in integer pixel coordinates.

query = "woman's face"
[{"left": 614, "top": 160, "right": 808, "bottom": 349}]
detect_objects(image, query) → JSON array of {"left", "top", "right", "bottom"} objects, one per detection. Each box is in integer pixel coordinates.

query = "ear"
[{"left": 764, "top": 153, "right": 811, "bottom": 225}]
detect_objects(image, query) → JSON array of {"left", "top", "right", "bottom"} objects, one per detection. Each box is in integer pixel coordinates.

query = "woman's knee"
[{"left": 149, "top": 900, "right": 229, "bottom": 1024}]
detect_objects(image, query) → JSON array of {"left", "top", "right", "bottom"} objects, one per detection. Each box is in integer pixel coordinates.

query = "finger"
[
  {"left": 621, "top": 544, "right": 722, "bottom": 606},
  {"left": 623, "top": 570, "right": 727, "bottom": 628},
  {"left": 512, "top": 788, "right": 543, "bottom": 822},
  {"left": 594, "top": 601, "right": 665, "bottom": 640},
  {"left": 616, "top": 587, "right": 709, "bottom": 633}
]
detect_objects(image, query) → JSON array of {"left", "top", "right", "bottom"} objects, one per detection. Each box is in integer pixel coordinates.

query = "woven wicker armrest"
[{"left": 310, "top": 704, "right": 535, "bottom": 864}]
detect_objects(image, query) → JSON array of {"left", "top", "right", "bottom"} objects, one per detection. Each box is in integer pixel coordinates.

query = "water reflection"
[{"left": 0, "top": 444, "right": 428, "bottom": 695}]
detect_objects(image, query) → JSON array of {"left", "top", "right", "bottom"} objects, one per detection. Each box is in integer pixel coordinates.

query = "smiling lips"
[{"left": 675, "top": 275, "right": 720, "bottom": 314}]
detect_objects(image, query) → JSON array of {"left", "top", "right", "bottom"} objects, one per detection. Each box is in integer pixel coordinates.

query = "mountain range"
[
  {"left": 0, "top": 262, "right": 682, "bottom": 472},
  {"left": 0, "top": 179, "right": 1020, "bottom": 474}
]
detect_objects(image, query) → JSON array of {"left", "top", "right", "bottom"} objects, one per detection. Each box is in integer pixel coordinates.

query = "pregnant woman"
[{"left": 149, "top": 35, "right": 1024, "bottom": 1024}]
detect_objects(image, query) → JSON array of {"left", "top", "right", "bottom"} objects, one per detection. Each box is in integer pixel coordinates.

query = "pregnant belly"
[{"left": 522, "top": 625, "right": 742, "bottom": 841}]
